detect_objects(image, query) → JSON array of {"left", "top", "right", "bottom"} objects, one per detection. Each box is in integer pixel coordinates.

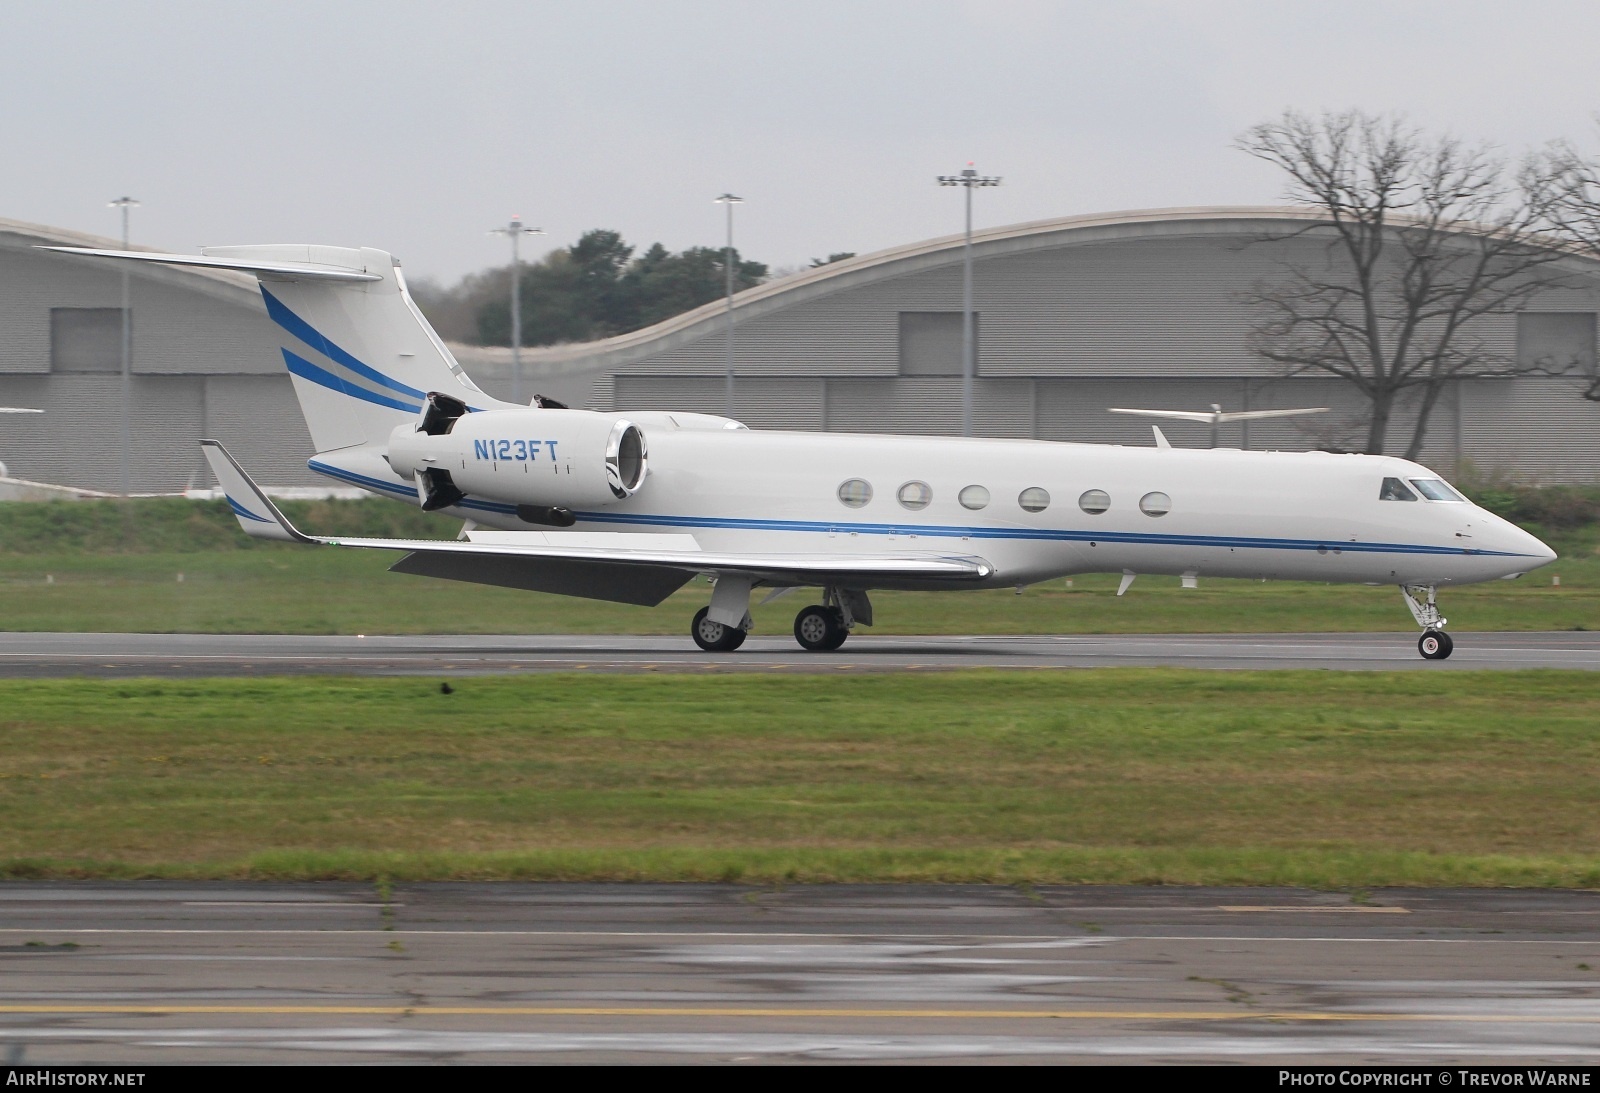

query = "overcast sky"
[{"left": 6, "top": 0, "right": 1599, "bottom": 283}]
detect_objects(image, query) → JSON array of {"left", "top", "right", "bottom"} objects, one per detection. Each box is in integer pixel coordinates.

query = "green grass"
[
  {"left": 1, "top": 498, "right": 1596, "bottom": 634},
  {"left": 2, "top": 671, "right": 1598, "bottom": 886},
  {"left": 0, "top": 504, "right": 1595, "bottom": 634},
  {"left": 0, "top": 546, "right": 1594, "bottom": 634}
]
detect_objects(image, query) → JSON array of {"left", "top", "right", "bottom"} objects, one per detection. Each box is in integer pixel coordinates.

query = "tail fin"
[
  {"left": 38, "top": 243, "right": 507, "bottom": 454},
  {"left": 202, "top": 245, "right": 502, "bottom": 452}
]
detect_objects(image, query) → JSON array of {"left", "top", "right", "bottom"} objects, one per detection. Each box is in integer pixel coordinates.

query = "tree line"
[{"left": 411, "top": 230, "right": 771, "bottom": 348}]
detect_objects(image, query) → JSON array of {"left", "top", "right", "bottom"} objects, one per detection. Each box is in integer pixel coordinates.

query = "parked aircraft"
[
  {"left": 44, "top": 243, "right": 1556, "bottom": 659},
  {"left": 1107, "top": 404, "right": 1329, "bottom": 449}
]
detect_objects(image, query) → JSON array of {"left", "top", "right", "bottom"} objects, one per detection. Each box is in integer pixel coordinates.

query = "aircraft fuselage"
[{"left": 340, "top": 423, "right": 1553, "bottom": 593}]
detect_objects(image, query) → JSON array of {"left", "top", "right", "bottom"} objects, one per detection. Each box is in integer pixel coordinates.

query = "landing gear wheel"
[
  {"left": 691, "top": 606, "right": 746, "bottom": 652},
  {"left": 794, "top": 605, "right": 848, "bottom": 651},
  {"left": 1418, "top": 629, "right": 1453, "bottom": 660}
]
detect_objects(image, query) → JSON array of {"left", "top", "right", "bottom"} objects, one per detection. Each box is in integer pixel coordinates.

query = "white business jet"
[{"left": 43, "top": 243, "right": 1556, "bottom": 660}]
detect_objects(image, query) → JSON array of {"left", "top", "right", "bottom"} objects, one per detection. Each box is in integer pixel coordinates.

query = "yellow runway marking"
[
  {"left": 0, "top": 1004, "right": 1591, "bottom": 1023},
  {"left": 1217, "top": 906, "right": 1409, "bottom": 914}
]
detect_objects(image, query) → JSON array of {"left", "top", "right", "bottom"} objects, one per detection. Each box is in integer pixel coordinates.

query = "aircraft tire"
[
  {"left": 794, "top": 605, "right": 845, "bottom": 652},
  {"left": 822, "top": 611, "right": 849, "bottom": 650},
  {"left": 691, "top": 606, "right": 744, "bottom": 652},
  {"left": 1418, "top": 629, "right": 1453, "bottom": 660}
]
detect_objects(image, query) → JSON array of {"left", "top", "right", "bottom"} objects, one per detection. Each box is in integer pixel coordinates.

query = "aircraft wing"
[
  {"left": 200, "top": 441, "right": 994, "bottom": 605},
  {"left": 1106, "top": 407, "right": 1218, "bottom": 423}
]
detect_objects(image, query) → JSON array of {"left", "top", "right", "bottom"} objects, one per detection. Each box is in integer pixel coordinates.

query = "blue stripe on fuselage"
[
  {"left": 302, "top": 460, "right": 1529, "bottom": 559},
  {"left": 568, "top": 509, "right": 1525, "bottom": 557}
]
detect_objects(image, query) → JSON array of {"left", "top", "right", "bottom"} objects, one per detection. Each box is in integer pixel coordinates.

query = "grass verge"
[
  {"left": 2, "top": 671, "right": 1597, "bottom": 887},
  {"left": 0, "top": 546, "right": 1595, "bottom": 635},
  {"left": 2, "top": 497, "right": 1596, "bottom": 634}
]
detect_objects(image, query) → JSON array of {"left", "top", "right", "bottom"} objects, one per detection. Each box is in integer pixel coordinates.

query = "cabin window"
[
  {"left": 1380, "top": 477, "right": 1418, "bottom": 501},
  {"left": 897, "top": 481, "right": 932, "bottom": 510},
  {"left": 1410, "top": 478, "right": 1466, "bottom": 502},
  {"left": 958, "top": 484, "right": 990, "bottom": 510},
  {"left": 1018, "top": 487, "right": 1050, "bottom": 513},
  {"left": 1140, "top": 491, "right": 1171, "bottom": 517},
  {"left": 1078, "top": 489, "right": 1110, "bottom": 514},
  {"left": 837, "top": 478, "right": 873, "bottom": 508}
]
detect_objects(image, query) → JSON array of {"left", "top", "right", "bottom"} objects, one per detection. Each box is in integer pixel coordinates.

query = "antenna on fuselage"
[{"left": 1108, "top": 404, "right": 1330, "bottom": 448}]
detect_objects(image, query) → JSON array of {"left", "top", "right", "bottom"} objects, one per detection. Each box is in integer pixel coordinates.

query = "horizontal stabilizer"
[{"left": 35, "top": 246, "right": 383, "bottom": 283}]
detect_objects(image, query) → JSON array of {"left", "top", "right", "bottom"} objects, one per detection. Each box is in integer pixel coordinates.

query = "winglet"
[
  {"left": 1152, "top": 425, "right": 1172, "bottom": 449},
  {"left": 199, "top": 440, "right": 317, "bottom": 543}
]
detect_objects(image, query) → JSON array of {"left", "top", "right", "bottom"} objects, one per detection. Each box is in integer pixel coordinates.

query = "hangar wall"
[
  {"left": 3, "top": 209, "right": 1597, "bottom": 492},
  {"left": 564, "top": 210, "right": 1600, "bottom": 483},
  {"left": 0, "top": 223, "right": 319, "bottom": 491}
]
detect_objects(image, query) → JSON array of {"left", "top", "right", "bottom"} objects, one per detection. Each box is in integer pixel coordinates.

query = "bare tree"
[
  {"left": 1238, "top": 110, "right": 1571, "bottom": 459},
  {"left": 1539, "top": 138, "right": 1600, "bottom": 402}
]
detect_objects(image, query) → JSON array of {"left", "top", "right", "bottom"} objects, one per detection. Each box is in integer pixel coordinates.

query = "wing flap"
[{"left": 389, "top": 551, "right": 695, "bottom": 607}]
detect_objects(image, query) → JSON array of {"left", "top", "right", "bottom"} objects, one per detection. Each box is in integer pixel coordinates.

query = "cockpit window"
[
  {"left": 1409, "top": 478, "right": 1466, "bottom": 502},
  {"left": 1380, "top": 477, "right": 1418, "bottom": 502}
]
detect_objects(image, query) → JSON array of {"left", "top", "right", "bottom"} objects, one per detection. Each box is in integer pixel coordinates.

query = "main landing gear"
[
  {"left": 791, "top": 587, "right": 869, "bottom": 652},
  {"left": 793, "top": 605, "right": 848, "bottom": 651},
  {"left": 1400, "top": 584, "right": 1454, "bottom": 660},
  {"left": 690, "top": 606, "right": 747, "bottom": 652},
  {"left": 688, "top": 583, "right": 871, "bottom": 653}
]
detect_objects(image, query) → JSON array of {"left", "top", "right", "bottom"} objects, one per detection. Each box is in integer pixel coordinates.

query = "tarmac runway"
[
  {"left": 0, "top": 630, "right": 1596, "bottom": 677},
  {"left": 1, "top": 883, "right": 1598, "bottom": 1064}
]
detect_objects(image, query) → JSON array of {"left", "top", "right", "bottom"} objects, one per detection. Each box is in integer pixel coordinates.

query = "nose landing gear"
[
  {"left": 1400, "top": 585, "right": 1453, "bottom": 660},
  {"left": 1418, "top": 629, "right": 1453, "bottom": 660}
]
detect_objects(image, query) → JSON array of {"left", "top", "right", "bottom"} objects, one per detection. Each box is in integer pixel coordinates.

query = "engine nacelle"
[{"left": 387, "top": 403, "right": 647, "bottom": 514}]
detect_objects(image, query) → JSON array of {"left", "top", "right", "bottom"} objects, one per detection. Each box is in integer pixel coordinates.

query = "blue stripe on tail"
[
  {"left": 260, "top": 286, "right": 429, "bottom": 402},
  {"left": 282, "top": 349, "right": 423, "bottom": 414}
]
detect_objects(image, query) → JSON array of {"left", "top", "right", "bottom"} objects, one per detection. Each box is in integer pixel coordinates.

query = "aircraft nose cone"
[
  {"left": 1514, "top": 529, "right": 1557, "bottom": 569},
  {"left": 1474, "top": 508, "right": 1557, "bottom": 570}
]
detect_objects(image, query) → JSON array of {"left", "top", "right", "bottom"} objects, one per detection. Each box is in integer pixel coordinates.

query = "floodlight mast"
[
  {"left": 936, "top": 165, "right": 1000, "bottom": 437},
  {"left": 109, "top": 196, "right": 138, "bottom": 496},
  {"left": 488, "top": 216, "right": 545, "bottom": 405},
  {"left": 714, "top": 193, "right": 743, "bottom": 418}
]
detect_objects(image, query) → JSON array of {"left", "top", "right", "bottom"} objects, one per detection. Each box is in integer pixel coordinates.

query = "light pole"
[
  {"left": 109, "top": 195, "right": 138, "bottom": 496},
  {"left": 488, "top": 216, "right": 544, "bottom": 405},
  {"left": 936, "top": 164, "right": 1000, "bottom": 437},
  {"left": 714, "top": 193, "right": 743, "bottom": 418}
]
